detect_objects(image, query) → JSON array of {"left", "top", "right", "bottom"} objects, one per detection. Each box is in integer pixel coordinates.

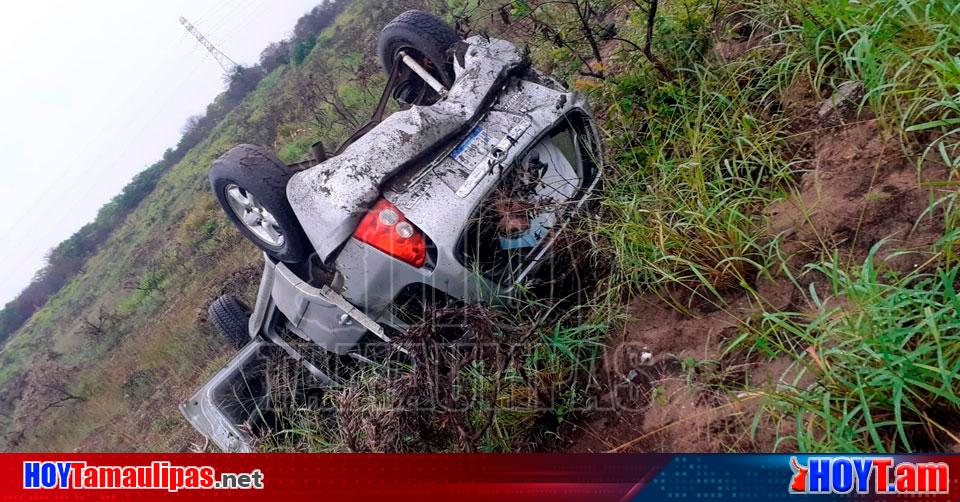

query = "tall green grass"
[
  {"left": 267, "top": 0, "right": 960, "bottom": 453},
  {"left": 760, "top": 0, "right": 960, "bottom": 164},
  {"left": 729, "top": 242, "right": 960, "bottom": 452},
  {"left": 576, "top": 0, "right": 960, "bottom": 452},
  {"left": 586, "top": 5, "right": 796, "bottom": 305}
]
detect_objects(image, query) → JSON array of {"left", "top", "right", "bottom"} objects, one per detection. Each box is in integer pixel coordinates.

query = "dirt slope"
[{"left": 572, "top": 94, "right": 952, "bottom": 453}]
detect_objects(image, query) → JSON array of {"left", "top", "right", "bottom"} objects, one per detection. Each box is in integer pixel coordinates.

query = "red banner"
[
  {"left": 3, "top": 453, "right": 959, "bottom": 501},
  {"left": 4, "top": 453, "right": 668, "bottom": 501}
]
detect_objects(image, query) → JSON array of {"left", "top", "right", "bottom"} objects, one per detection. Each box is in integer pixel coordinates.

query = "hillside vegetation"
[
  {"left": 0, "top": 0, "right": 424, "bottom": 450},
  {"left": 0, "top": 0, "right": 957, "bottom": 453},
  {"left": 0, "top": 2, "right": 347, "bottom": 349}
]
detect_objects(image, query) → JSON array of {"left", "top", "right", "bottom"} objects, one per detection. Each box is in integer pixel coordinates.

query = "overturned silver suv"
[{"left": 181, "top": 10, "right": 602, "bottom": 452}]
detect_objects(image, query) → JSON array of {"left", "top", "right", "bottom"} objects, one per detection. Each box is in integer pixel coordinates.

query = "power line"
[
  {"left": 179, "top": 16, "right": 239, "bottom": 73},
  {"left": 199, "top": 0, "right": 258, "bottom": 42}
]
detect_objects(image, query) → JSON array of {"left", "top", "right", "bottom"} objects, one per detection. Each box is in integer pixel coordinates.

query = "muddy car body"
[{"left": 181, "top": 13, "right": 602, "bottom": 452}]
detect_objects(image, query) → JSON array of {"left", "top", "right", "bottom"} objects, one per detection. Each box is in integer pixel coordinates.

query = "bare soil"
[{"left": 569, "top": 90, "right": 951, "bottom": 452}]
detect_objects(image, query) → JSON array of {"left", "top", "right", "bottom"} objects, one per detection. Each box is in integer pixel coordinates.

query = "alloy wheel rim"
[{"left": 224, "top": 184, "right": 285, "bottom": 247}]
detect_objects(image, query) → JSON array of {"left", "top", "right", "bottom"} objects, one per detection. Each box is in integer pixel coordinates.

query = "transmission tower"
[{"left": 179, "top": 16, "right": 239, "bottom": 73}]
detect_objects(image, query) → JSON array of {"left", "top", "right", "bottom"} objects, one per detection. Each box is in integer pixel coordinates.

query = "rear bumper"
[{"left": 182, "top": 257, "right": 389, "bottom": 451}]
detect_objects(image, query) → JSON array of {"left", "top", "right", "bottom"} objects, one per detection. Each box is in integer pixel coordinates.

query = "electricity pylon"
[{"left": 179, "top": 16, "right": 239, "bottom": 73}]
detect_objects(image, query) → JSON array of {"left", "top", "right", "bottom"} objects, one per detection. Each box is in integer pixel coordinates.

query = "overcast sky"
[{"left": 0, "top": 0, "right": 322, "bottom": 304}]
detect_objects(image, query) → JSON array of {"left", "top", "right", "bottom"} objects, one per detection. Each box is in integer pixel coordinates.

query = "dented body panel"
[
  {"left": 287, "top": 37, "right": 526, "bottom": 262},
  {"left": 183, "top": 35, "right": 602, "bottom": 451}
]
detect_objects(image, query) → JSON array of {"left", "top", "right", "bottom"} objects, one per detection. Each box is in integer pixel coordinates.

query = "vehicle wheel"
[
  {"left": 377, "top": 10, "right": 459, "bottom": 102},
  {"left": 208, "top": 295, "right": 251, "bottom": 348},
  {"left": 209, "top": 144, "right": 309, "bottom": 263}
]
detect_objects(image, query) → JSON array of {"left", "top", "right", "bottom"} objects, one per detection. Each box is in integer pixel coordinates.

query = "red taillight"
[{"left": 353, "top": 199, "right": 427, "bottom": 267}]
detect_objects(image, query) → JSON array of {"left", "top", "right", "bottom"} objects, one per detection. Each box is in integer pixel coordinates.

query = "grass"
[
  {"left": 724, "top": 0, "right": 959, "bottom": 451},
  {"left": 592, "top": 0, "right": 958, "bottom": 303},
  {"left": 0, "top": 0, "right": 426, "bottom": 451},
  {"left": 524, "top": 0, "right": 960, "bottom": 452},
  {"left": 594, "top": 62, "right": 794, "bottom": 304},
  {"left": 729, "top": 242, "right": 960, "bottom": 452},
  {"left": 216, "top": 0, "right": 960, "bottom": 453},
  {"left": 759, "top": 0, "right": 960, "bottom": 163},
  {"left": 537, "top": 0, "right": 800, "bottom": 317},
  {"left": 261, "top": 250, "right": 612, "bottom": 453},
  {"left": 1, "top": 0, "right": 957, "bottom": 454}
]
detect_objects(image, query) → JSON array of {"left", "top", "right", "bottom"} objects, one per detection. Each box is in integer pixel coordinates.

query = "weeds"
[
  {"left": 251, "top": 199, "right": 614, "bottom": 453},
  {"left": 729, "top": 243, "right": 960, "bottom": 452},
  {"left": 7, "top": 0, "right": 957, "bottom": 454},
  {"left": 758, "top": 0, "right": 960, "bottom": 164},
  {"left": 591, "top": 11, "right": 794, "bottom": 305},
  {"left": 265, "top": 0, "right": 959, "bottom": 454},
  {"left": 261, "top": 229, "right": 611, "bottom": 453}
]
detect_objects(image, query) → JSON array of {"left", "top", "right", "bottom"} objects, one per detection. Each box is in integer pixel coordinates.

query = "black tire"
[
  {"left": 377, "top": 10, "right": 459, "bottom": 89},
  {"left": 209, "top": 144, "right": 309, "bottom": 263},
  {"left": 208, "top": 295, "right": 251, "bottom": 348}
]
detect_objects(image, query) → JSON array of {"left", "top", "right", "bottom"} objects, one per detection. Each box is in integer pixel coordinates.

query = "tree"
[
  {"left": 502, "top": 0, "right": 674, "bottom": 80},
  {"left": 259, "top": 41, "right": 291, "bottom": 71},
  {"left": 10, "top": 355, "right": 86, "bottom": 438},
  {"left": 511, "top": 0, "right": 609, "bottom": 79},
  {"left": 0, "top": 0, "right": 356, "bottom": 349},
  {"left": 287, "top": 0, "right": 347, "bottom": 65},
  {"left": 181, "top": 114, "right": 204, "bottom": 137},
  {"left": 223, "top": 65, "right": 266, "bottom": 103},
  {"left": 79, "top": 306, "right": 121, "bottom": 340},
  {"left": 293, "top": 70, "right": 361, "bottom": 131}
]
